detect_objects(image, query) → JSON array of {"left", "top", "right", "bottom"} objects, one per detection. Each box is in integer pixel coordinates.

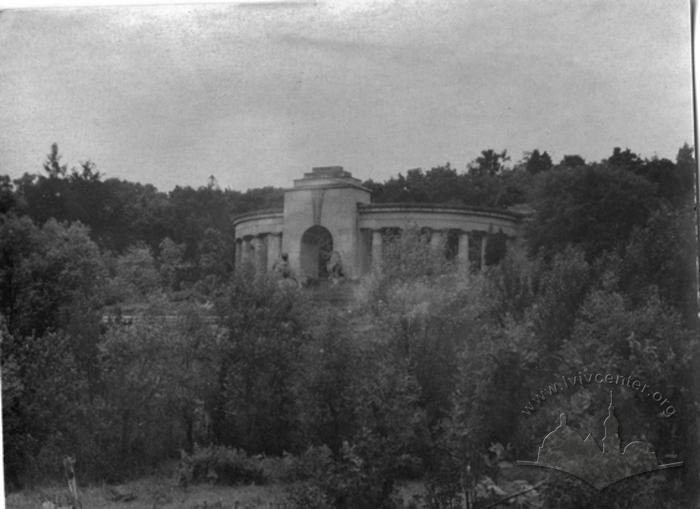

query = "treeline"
[
  {"left": 1, "top": 144, "right": 694, "bottom": 264},
  {"left": 1, "top": 143, "right": 698, "bottom": 508},
  {"left": 365, "top": 147, "right": 694, "bottom": 209},
  {"left": 1, "top": 144, "right": 283, "bottom": 277}
]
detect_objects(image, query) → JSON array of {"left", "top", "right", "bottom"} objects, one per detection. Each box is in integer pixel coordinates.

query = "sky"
[{"left": 0, "top": 0, "right": 694, "bottom": 192}]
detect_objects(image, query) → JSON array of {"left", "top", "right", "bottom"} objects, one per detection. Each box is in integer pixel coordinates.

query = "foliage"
[
  {"left": 468, "top": 149, "right": 510, "bottom": 177},
  {"left": 293, "top": 310, "right": 364, "bottom": 452},
  {"left": 365, "top": 157, "right": 533, "bottom": 209},
  {"left": 210, "top": 270, "right": 308, "bottom": 453},
  {"left": 287, "top": 443, "right": 403, "bottom": 509},
  {"left": 538, "top": 472, "right": 683, "bottom": 509},
  {"left": 617, "top": 203, "right": 697, "bottom": 323},
  {"left": 98, "top": 300, "right": 219, "bottom": 473},
  {"left": 358, "top": 228, "right": 493, "bottom": 425},
  {"left": 526, "top": 163, "right": 660, "bottom": 261},
  {"left": 105, "top": 243, "right": 161, "bottom": 302},
  {"left": 0, "top": 214, "right": 106, "bottom": 338},
  {"left": 2, "top": 326, "right": 91, "bottom": 488},
  {"left": 188, "top": 445, "right": 266, "bottom": 485},
  {"left": 559, "top": 154, "right": 586, "bottom": 167},
  {"left": 6, "top": 144, "right": 283, "bottom": 275},
  {"left": 158, "top": 237, "right": 191, "bottom": 291},
  {"left": 524, "top": 149, "right": 553, "bottom": 174},
  {"left": 1, "top": 142, "right": 697, "bottom": 508}
]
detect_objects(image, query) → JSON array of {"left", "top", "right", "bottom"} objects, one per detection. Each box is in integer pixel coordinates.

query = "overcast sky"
[{"left": 0, "top": 0, "right": 693, "bottom": 192}]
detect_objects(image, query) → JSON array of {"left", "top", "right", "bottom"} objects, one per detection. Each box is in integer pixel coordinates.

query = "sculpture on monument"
[
  {"left": 273, "top": 252, "right": 299, "bottom": 288},
  {"left": 326, "top": 250, "right": 345, "bottom": 285}
]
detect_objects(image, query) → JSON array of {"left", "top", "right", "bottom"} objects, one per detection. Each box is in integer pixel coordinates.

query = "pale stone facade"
[{"left": 233, "top": 166, "right": 525, "bottom": 281}]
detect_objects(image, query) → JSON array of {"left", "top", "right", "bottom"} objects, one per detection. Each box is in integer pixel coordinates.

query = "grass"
[
  {"left": 6, "top": 478, "right": 427, "bottom": 509},
  {"left": 6, "top": 478, "right": 289, "bottom": 509}
]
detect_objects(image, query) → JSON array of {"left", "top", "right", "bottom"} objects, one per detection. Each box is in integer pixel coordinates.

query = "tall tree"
[
  {"left": 43, "top": 143, "right": 67, "bottom": 178},
  {"left": 0, "top": 175, "right": 15, "bottom": 213},
  {"left": 526, "top": 164, "right": 659, "bottom": 261},
  {"left": 607, "top": 146, "right": 643, "bottom": 173},
  {"left": 559, "top": 154, "right": 586, "bottom": 168},
  {"left": 525, "top": 149, "right": 553, "bottom": 174},
  {"left": 0, "top": 215, "right": 105, "bottom": 338},
  {"left": 675, "top": 143, "right": 696, "bottom": 202},
  {"left": 468, "top": 149, "right": 510, "bottom": 177}
]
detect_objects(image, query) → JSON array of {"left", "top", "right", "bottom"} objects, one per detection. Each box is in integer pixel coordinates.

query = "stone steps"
[{"left": 308, "top": 281, "right": 356, "bottom": 306}]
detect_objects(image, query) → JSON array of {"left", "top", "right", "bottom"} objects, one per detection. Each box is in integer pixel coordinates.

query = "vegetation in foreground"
[
  {"left": 6, "top": 480, "right": 290, "bottom": 509},
  {"left": 1, "top": 144, "right": 698, "bottom": 508}
]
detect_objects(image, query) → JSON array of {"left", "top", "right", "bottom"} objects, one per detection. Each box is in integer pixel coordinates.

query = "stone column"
[
  {"left": 235, "top": 238, "right": 242, "bottom": 270},
  {"left": 371, "top": 229, "right": 383, "bottom": 271},
  {"left": 241, "top": 238, "right": 252, "bottom": 266},
  {"left": 252, "top": 236, "right": 266, "bottom": 272},
  {"left": 250, "top": 237, "right": 260, "bottom": 270},
  {"left": 430, "top": 229, "right": 444, "bottom": 255},
  {"left": 505, "top": 236, "right": 516, "bottom": 254},
  {"left": 480, "top": 233, "right": 487, "bottom": 270},
  {"left": 457, "top": 231, "right": 470, "bottom": 269},
  {"left": 267, "top": 233, "right": 282, "bottom": 271}
]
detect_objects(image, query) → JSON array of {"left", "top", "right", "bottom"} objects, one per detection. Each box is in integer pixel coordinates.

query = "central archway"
[{"left": 300, "top": 225, "right": 333, "bottom": 280}]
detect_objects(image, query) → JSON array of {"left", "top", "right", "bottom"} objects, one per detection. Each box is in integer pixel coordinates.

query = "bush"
[
  {"left": 285, "top": 443, "right": 402, "bottom": 509},
  {"left": 189, "top": 446, "right": 266, "bottom": 485},
  {"left": 286, "top": 481, "right": 334, "bottom": 509}
]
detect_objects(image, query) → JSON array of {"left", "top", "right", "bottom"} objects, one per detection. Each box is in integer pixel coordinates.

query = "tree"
[
  {"left": 100, "top": 317, "right": 174, "bottom": 468},
  {"left": 107, "top": 243, "right": 161, "bottom": 302},
  {"left": 607, "top": 146, "right": 643, "bottom": 173},
  {"left": 158, "top": 237, "right": 189, "bottom": 291},
  {"left": 197, "top": 228, "right": 230, "bottom": 279},
  {"left": 673, "top": 143, "right": 696, "bottom": 205},
  {"left": 0, "top": 215, "right": 105, "bottom": 338},
  {"left": 559, "top": 154, "right": 586, "bottom": 168},
  {"left": 529, "top": 246, "right": 594, "bottom": 353},
  {"left": 468, "top": 149, "right": 510, "bottom": 177},
  {"left": 70, "top": 161, "right": 101, "bottom": 182},
  {"left": 99, "top": 301, "right": 218, "bottom": 467},
  {"left": 617, "top": 203, "right": 697, "bottom": 324},
  {"left": 0, "top": 175, "right": 15, "bottom": 213},
  {"left": 294, "top": 309, "right": 363, "bottom": 453},
  {"left": 676, "top": 143, "right": 695, "bottom": 185},
  {"left": 526, "top": 163, "right": 660, "bottom": 261},
  {"left": 361, "top": 165, "right": 463, "bottom": 204},
  {"left": 2, "top": 328, "right": 90, "bottom": 487},
  {"left": 358, "top": 229, "right": 492, "bottom": 426},
  {"left": 43, "top": 143, "right": 67, "bottom": 178},
  {"left": 525, "top": 149, "right": 553, "bottom": 174},
  {"left": 558, "top": 287, "right": 691, "bottom": 472},
  {"left": 0, "top": 215, "right": 41, "bottom": 335},
  {"left": 635, "top": 157, "right": 687, "bottom": 205},
  {"left": 212, "top": 272, "right": 307, "bottom": 453}
]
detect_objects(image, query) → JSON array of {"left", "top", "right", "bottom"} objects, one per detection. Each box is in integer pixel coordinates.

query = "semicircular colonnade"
[{"left": 233, "top": 166, "right": 527, "bottom": 282}]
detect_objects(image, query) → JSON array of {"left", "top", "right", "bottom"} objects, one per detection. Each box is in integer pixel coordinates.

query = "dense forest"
[{"left": 1, "top": 144, "right": 698, "bottom": 508}]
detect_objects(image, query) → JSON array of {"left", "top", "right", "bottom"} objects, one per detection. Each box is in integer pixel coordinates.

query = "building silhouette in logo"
[{"left": 518, "top": 391, "right": 682, "bottom": 489}]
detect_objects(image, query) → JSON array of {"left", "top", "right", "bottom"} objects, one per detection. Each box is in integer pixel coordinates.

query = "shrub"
[
  {"left": 189, "top": 446, "right": 266, "bottom": 485},
  {"left": 286, "top": 443, "right": 402, "bottom": 509}
]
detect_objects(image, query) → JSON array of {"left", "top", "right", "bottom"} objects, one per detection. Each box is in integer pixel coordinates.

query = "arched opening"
[{"left": 300, "top": 225, "right": 333, "bottom": 280}]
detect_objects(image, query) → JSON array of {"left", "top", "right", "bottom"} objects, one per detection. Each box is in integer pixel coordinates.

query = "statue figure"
[
  {"left": 273, "top": 253, "right": 299, "bottom": 288},
  {"left": 326, "top": 250, "right": 344, "bottom": 285}
]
